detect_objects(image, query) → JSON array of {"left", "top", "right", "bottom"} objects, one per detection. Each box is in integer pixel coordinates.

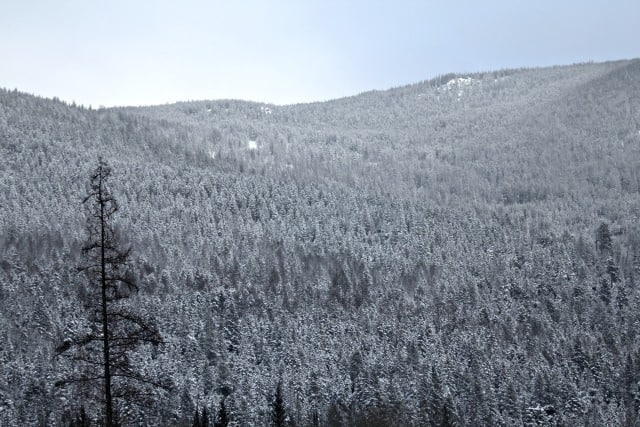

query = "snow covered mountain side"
[{"left": 2, "top": 59, "right": 640, "bottom": 425}]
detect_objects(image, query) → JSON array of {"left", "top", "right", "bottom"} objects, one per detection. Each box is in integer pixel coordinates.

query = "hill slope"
[{"left": 2, "top": 59, "right": 640, "bottom": 425}]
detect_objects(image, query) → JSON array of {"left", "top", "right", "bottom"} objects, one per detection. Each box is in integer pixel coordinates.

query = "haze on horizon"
[{"left": 1, "top": 0, "right": 638, "bottom": 108}]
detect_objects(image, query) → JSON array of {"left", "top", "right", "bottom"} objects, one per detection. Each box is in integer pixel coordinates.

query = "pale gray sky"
[{"left": 1, "top": 0, "right": 638, "bottom": 107}]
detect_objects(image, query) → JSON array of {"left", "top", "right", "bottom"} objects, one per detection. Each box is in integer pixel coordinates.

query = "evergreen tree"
[
  {"left": 201, "top": 407, "right": 209, "bottom": 427},
  {"left": 192, "top": 408, "right": 200, "bottom": 427},
  {"left": 214, "top": 398, "right": 229, "bottom": 427},
  {"left": 607, "top": 257, "right": 620, "bottom": 285},
  {"left": 270, "top": 380, "right": 288, "bottom": 427},
  {"left": 55, "top": 159, "right": 168, "bottom": 426},
  {"left": 596, "top": 222, "right": 613, "bottom": 256},
  {"left": 426, "top": 366, "right": 444, "bottom": 426},
  {"left": 600, "top": 277, "right": 612, "bottom": 305},
  {"left": 441, "top": 394, "right": 458, "bottom": 427},
  {"left": 68, "top": 406, "right": 90, "bottom": 427},
  {"left": 310, "top": 409, "right": 320, "bottom": 427},
  {"left": 326, "top": 402, "right": 344, "bottom": 427}
]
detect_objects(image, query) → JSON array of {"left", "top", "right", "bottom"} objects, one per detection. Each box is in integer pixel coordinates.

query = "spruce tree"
[
  {"left": 214, "top": 398, "right": 229, "bottom": 427},
  {"left": 311, "top": 409, "right": 320, "bottom": 427},
  {"left": 270, "top": 380, "right": 288, "bottom": 427},
  {"left": 68, "top": 406, "right": 90, "bottom": 427},
  {"left": 441, "top": 394, "right": 458, "bottom": 427},
  {"left": 201, "top": 407, "right": 209, "bottom": 427},
  {"left": 56, "top": 158, "right": 169, "bottom": 426},
  {"left": 596, "top": 222, "right": 613, "bottom": 256},
  {"left": 192, "top": 408, "right": 201, "bottom": 427},
  {"left": 426, "top": 366, "right": 444, "bottom": 426}
]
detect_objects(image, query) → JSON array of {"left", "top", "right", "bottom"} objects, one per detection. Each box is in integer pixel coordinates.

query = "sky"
[{"left": 1, "top": 0, "right": 639, "bottom": 107}]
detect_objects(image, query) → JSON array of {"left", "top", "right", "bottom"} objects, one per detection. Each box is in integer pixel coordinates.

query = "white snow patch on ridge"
[
  {"left": 248, "top": 140, "right": 258, "bottom": 150},
  {"left": 436, "top": 77, "right": 477, "bottom": 99},
  {"left": 445, "top": 77, "right": 475, "bottom": 89}
]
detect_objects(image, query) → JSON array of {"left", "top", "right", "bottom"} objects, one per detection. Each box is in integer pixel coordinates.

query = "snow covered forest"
[{"left": 2, "top": 58, "right": 640, "bottom": 425}]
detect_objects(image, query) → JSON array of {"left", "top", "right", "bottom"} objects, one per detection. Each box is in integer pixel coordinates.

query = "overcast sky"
[{"left": 1, "top": 0, "right": 638, "bottom": 107}]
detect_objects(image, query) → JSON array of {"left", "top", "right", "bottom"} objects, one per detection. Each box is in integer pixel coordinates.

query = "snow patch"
[
  {"left": 437, "top": 77, "right": 477, "bottom": 98},
  {"left": 260, "top": 106, "right": 272, "bottom": 115},
  {"left": 445, "top": 77, "right": 474, "bottom": 89},
  {"left": 248, "top": 140, "right": 258, "bottom": 150},
  {"left": 208, "top": 150, "right": 216, "bottom": 160}
]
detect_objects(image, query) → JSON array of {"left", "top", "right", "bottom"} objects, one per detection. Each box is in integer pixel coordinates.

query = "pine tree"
[
  {"left": 311, "top": 409, "right": 320, "bottom": 427},
  {"left": 596, "top": 222, "right": 613, "bottom": 256},
  {"left": 68, "top": 406, "right": 90, "bottom": 427},
  {"left": 441, "top": 394, "right": 458, "bottom": 427},
  {"left": 326, "top": 401, "right": 344, "bottom": 427},
  {"left": 214, "top": 398, "right": 229, "bottom": 427},
  {"left": 600, "top": 277, "right": 612, "bottom": 305},
  {"left": 426, "top": 366, "right": 444, "bottom": 426},
  {"left": 270, "top": 380, "right": 288, "bottom": 427},
  {"left": 607, "top": 257, "right": 619, "bottom": 285},
  {"left": 55, "top": 159, "right": 169, "bottom": 426},
  {"left": 192, "top": 408, "right": 201, "bottom": 427},
  {"left": 201, "top": 407, "right": 209, "bottom": 427}
]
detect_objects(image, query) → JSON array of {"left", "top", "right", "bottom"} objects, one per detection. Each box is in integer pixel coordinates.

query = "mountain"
[{"left": 2, "top": 59, "right": 640, "bottom": 425}]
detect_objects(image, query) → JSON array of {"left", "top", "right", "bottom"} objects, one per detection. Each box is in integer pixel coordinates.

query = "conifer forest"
[{"left": 2, "top": 59, "right": 640, "bottom": 425}]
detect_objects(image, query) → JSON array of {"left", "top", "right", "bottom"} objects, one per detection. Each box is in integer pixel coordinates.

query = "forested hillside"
[{"left": 2, "top": 59, "right": 640, "bottom": 426}]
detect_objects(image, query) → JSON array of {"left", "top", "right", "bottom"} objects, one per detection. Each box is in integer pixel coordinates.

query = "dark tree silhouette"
[
  {"left": 311, "top": 409, "right": 320, "bottom": 427},
  {"left": 56, "top": 158, "right": 168, "bottom": 426},
  {"left": 270, "top": 380, "right": 288, "bottom": 427},
  {"left": 67, "top": 406, "right": 90, "bottom": 427},
  {"left": 201, "top": 407, "right": 209, "bottom": 427},
  {"left": 193, "top": 406, "right": 209, "bottom": 427},
  {"left": 596, "top": 222, "right": 613, "bottom": 256},
  {"left": 214, "top": 399, "right": 229, "bottom": 427}
]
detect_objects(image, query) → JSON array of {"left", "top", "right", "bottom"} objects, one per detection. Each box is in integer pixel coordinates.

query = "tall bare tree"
[{"left": 56, "top": 158, "right": 168, "bottom": 426}]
